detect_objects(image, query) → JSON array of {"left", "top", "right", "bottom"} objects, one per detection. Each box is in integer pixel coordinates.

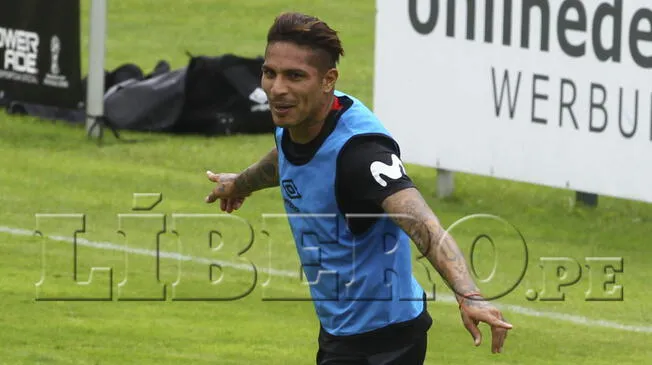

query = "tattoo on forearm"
[
  {"left": 382, "top": 188, "right": 480, "bottom": 297},
  {"left": 234, "top": 148, "right": 279, "bottom": 194}
]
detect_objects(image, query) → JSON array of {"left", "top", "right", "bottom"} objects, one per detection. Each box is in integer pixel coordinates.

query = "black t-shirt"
[{"left": 280, "top": 95, "right": 433, "bottom": 348}]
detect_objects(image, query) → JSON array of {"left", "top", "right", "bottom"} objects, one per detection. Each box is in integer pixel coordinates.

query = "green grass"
[{"left": 1, "top": 0, "right": 651, "bottom": 364}]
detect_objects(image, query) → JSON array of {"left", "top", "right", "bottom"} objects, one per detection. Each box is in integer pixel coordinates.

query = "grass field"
[{"left": 1, "top": 0, "right": 652, "bottom": 364}]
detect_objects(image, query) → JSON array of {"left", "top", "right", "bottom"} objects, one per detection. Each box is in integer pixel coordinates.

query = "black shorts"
[
  {"left": 316, "top": 296, "right": 432, "bottom": 365},
  {"left": 316, "top": 330, "right": 428, "bottom": 365}
]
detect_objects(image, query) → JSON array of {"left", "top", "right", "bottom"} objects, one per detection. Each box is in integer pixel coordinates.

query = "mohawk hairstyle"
[{"left": 266, "top": 12, "right": 345, "bottom": 69}]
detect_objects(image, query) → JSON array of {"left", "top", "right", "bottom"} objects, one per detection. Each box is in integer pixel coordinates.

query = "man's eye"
[
  {"left": 263, "top": 70, "right": 275, "bottom": 78},
  {"left": 289, "top": 72, "right": 302, "bottom": 80}
]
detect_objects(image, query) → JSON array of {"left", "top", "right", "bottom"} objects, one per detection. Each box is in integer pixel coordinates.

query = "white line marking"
[{"left": 2, "top": 226, "right": 650, "bottom": 334}]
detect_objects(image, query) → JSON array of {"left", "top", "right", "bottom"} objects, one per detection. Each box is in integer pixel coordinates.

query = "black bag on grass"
[
  {"left": 172, "top": 53, "right": 274, "bottom": 135},
  {"left": 101, "top": 53, "right": 274, "bottom": 136},
  {"left": 103, "top": 66, "right": 187, "bottom": 132}
]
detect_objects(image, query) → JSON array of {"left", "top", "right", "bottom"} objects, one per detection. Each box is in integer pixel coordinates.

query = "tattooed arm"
[
  {"left": 204, "top": 147, "right": 279, "bottom": 212},
  {"left": 381, "top": 187, "right": 479, "bottom": 298},
  {"left": 233, "top": 147, "right": 280, "bottom": 194},
  {"left": 381, "top": 187, "right": 512, "bottom": 353}
]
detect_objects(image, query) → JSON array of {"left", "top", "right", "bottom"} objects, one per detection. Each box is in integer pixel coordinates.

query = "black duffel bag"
[
  {"left": 172, "top": 53, "right": 274, "bottom": 136},
  {"left": 102, "top": 53, "right": 275, "bottom": 136}
]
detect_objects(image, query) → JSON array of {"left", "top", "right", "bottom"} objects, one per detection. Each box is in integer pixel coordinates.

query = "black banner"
[{"left": 0, "top": 0, "right": 82, "bottom": 109}]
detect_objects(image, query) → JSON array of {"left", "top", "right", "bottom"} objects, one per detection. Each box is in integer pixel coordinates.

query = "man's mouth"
[{"left": 272, "top": 103, "right": 295, "bottom": 113}]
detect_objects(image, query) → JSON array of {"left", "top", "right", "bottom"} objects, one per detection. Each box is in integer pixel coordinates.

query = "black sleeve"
[{"left": 337, "top": 135, "right": 415, "bottom": 208}]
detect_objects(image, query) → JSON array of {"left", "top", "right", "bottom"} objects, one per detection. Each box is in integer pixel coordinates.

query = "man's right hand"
[{"left": 205, "top": 171, "right": 250, "bottom": 213}]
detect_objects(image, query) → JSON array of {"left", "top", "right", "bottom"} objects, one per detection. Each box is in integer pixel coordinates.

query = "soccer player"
[{"left": 205, "top": 11, "right": 512, "bottom": 364}]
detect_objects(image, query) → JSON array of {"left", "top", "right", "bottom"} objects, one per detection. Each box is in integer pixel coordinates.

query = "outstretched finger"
[
  {"left": 206, "top": 170, "right": 220, "bottom": 183},
  {"left": 492, "top": 318, "right": 513, "bottom": 330},
  {"left": 482, "top": 311, "right": 513, "bottom": 330}
]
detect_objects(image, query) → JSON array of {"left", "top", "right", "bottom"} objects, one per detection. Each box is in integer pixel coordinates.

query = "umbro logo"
[
  {"left": 370, "top": 154, "right": 406, "bottom": 187},
  {"left": 282, "top": 179, "right": 302, "bottom": 199}
]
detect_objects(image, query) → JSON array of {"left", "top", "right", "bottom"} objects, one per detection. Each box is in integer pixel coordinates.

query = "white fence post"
[
  {"left": 436, "top": 169, "right": 454, "bottom": 198},
  {"left": 85, "top": 0, "right": 107, "bottom": 139}
]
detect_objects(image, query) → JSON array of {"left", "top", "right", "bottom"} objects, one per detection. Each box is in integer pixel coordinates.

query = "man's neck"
[{"left": 288, "top": 94, "right": 335, "bottom": 144}]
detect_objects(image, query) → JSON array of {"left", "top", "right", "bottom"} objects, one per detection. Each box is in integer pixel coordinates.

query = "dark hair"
[{"left": 266, "top": 12, "right": 344, "bottom": 69}]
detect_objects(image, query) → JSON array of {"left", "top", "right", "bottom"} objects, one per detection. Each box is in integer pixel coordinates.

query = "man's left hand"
[{"left": 458, "top": 295, "right": 512, "bottom": 353}]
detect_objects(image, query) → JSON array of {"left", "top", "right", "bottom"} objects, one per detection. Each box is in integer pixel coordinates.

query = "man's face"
[{"left": 261, "top": 41, "right": 333, "bottom": 128}]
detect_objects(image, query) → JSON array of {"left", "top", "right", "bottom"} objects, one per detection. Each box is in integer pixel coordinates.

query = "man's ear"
[{"left": 322, "top": 68, "right": 339, "bottom": 93}]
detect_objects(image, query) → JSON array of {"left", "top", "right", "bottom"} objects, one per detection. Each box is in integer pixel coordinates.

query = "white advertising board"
[{"left": 373, "top": 0, "right": 652, "bottom": 204}]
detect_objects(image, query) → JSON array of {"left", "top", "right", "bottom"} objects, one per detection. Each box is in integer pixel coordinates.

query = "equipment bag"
[
  {"left": 172, "top": 53, "right": 275, "bottom": 136},
  {"left": 103, "top": 67, "right": 187, "bottom": 133}
]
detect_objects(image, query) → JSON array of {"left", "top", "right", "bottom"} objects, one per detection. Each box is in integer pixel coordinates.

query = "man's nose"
[{"left": 270, "top": 77, "right": 289, "bottom": 97}]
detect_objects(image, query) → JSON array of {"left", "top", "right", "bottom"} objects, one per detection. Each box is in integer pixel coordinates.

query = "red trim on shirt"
[{"left": 331, "top": 96, "right": 342, "bottom": 111}]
